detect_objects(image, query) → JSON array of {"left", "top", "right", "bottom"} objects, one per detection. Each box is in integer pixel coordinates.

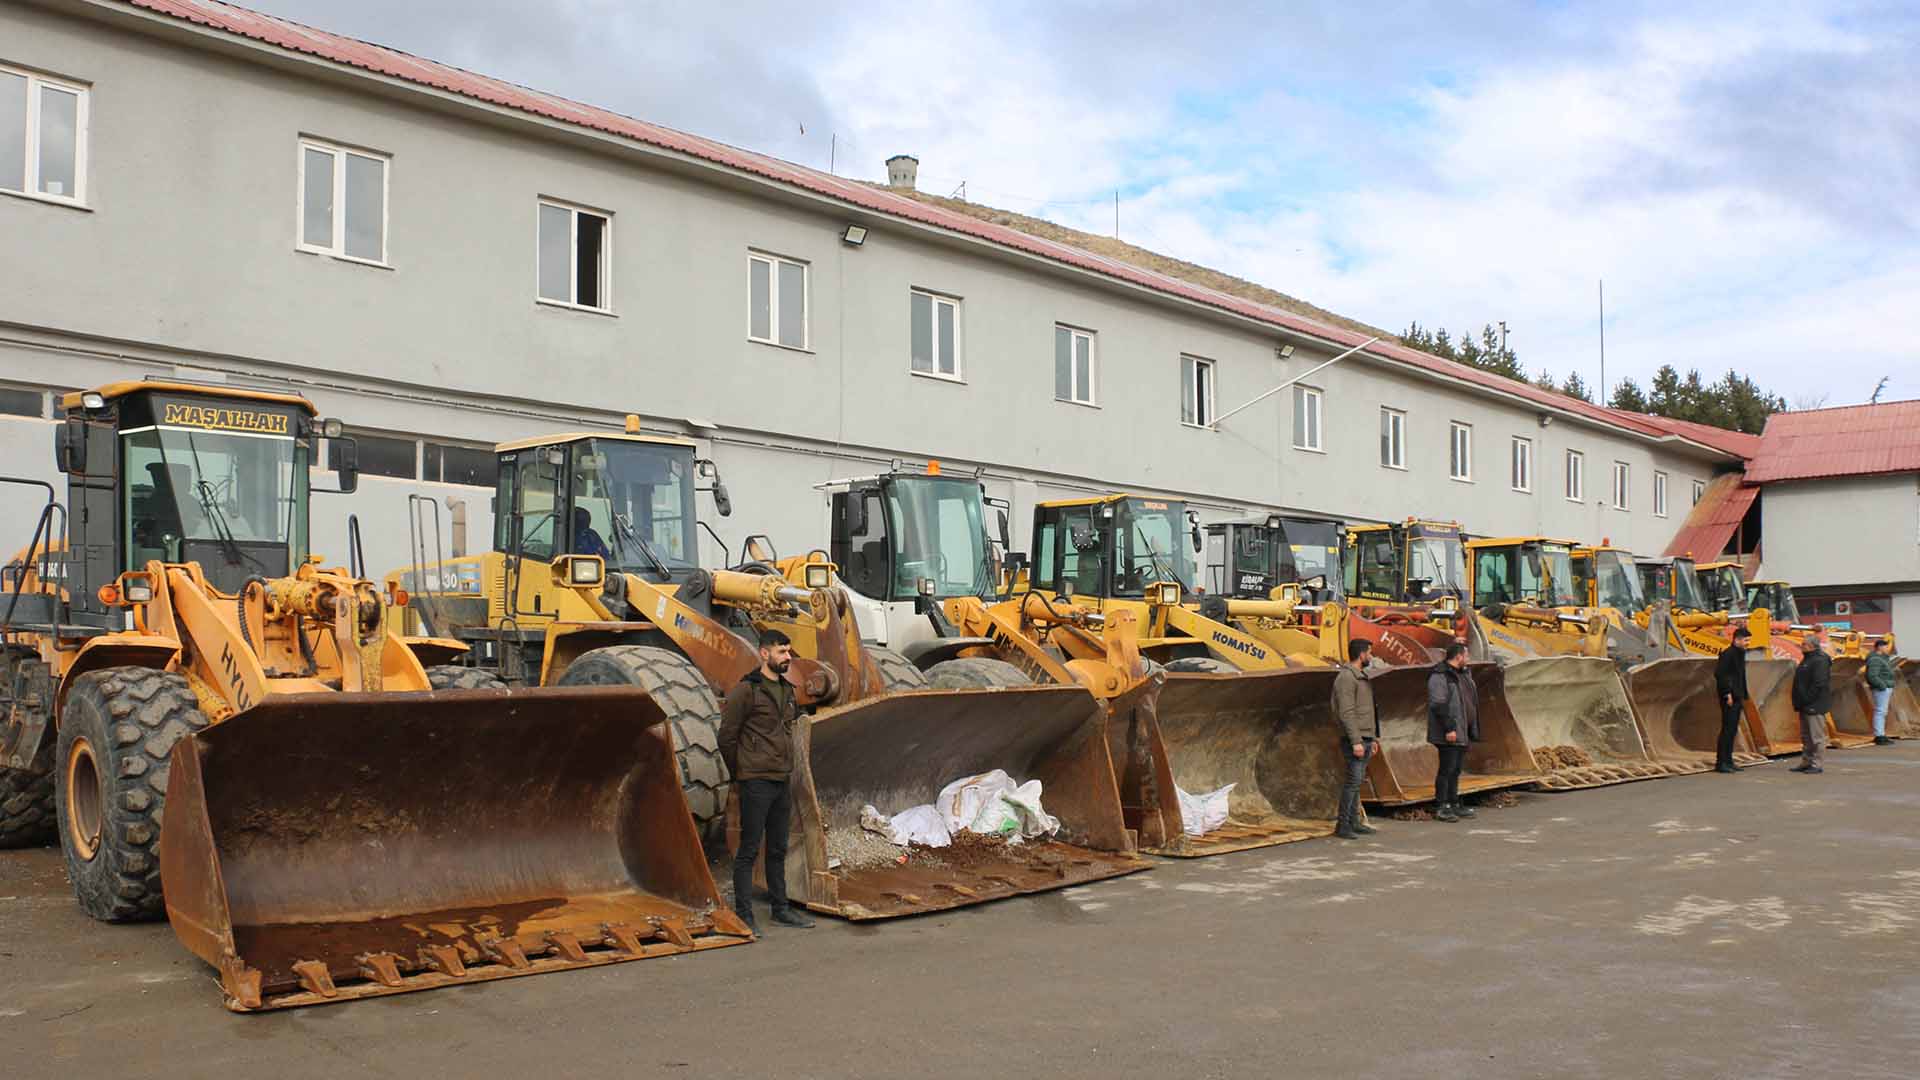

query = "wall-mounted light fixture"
[
  {"left": 1538, "top": 414, "right": 1554, "bottom": 428},
  {"left": 1275, "top": 344, "right": 1295, "bottom": 360},
  {"left": 842, "top": 224, "right": 868, "bottom": 246}
]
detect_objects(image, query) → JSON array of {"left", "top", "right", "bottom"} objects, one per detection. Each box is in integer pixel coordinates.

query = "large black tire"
[
  {"left": 867, "top": 646, "right": 930, "bottom": 692},
  {"left": 0, "top": 742, "right": 56, "bottom": 849},
  {"left": 55, "top": 668, "right": 210, "bottom": 923},
  {"left": 925, "top": 657, "right": 1033, "bottom": 690},
  {"left": 555, "top": 646, "right": 729, "bottom": 844},
  {"left": 1165, "top": 656, "right": 1236, "bottom": 674},
  {"left": 424, "top": 665, "right": 509, "bottom": 691}
]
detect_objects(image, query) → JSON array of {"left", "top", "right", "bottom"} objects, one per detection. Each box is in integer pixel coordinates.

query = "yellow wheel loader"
[
  {"left": 388, "top": 422, "right": 932, "bottom": 845},
  {"left": 1341, "top": 518, "right": 1472, "bottom": 662},
  {"left": 0, "top": 383, "right": 744, "bottom": 1012},
  {"left": 1465, "top": 537, "right": 1755, "bottom": 786}
]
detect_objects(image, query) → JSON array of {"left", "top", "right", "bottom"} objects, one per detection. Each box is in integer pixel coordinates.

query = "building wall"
[
  {"left": 1, "top": 3, "right": 1723, "bottom": 583},
  {"left": 1761, "top": 473, "right": 1920, "bottom": 643}
]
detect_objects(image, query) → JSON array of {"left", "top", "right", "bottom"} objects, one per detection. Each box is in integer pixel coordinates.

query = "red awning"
[{"left": 1663, "top": 475, "right": 1756, "bottom": 559}]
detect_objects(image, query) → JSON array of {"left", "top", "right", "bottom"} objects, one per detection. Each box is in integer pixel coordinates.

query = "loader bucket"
[
  {"left": 1889, "top": 680, "right": 1920, "bottom": 739},
  {"left": 162, "top": 686, "right": 749, "bottom": 1012},
  {"left": 1361, "top": 663, "right": 1543, "bottom": 806},
  {"left": 1497, "top": 657, "right": 1683, "bottom": 789},
  {"left": 1123, "top": 667, "right": 1345, "bottom": 856},
  {"left": 1824, "top": 658, "right": 1881, "bottom": 748},
  {"left": 786, "top": 683, "right": 1150, "bottom": 920},
  {"left": 1742, "top": 658, "right": 1805, "bottom": 756},
  {"left": 1623, "top": 658, "right": 1767, "bottom": 770}
]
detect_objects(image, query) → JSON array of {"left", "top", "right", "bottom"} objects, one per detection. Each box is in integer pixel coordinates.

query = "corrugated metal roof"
[
  {"left": 1744, "top": 400, "right": 1920, "bottom": 483},
  {"left": 117, "top": 0, "right": 1737, "bottom": 449},
  {"left": 1663, "top": 473, "right": 1756, "bottom": 559},
  {"left": 1614, "top": 412, "right": 1763, "bottom": 460}
]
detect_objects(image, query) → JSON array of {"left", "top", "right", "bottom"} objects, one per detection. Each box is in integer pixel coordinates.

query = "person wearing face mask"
[{"left": 719, "top": 629, "right": 815, "bottom": 932}]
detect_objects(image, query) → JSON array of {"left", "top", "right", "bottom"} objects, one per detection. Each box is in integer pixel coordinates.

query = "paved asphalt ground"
[{"left": 5, "top": 746, "right": 1919, "bottom": 1079}]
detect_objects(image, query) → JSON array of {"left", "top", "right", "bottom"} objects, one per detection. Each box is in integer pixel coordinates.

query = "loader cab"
[
  {"left": 1747, "top": 580, "right": 1803, "bottom": 625},
  {"left": 828, "top": 469, "right": 1001, "bottom": 604},
  {"left": 1205, "top": 515, "right": 1343, "bottom": 601},
  {"left": 1636, "top": 556, "right": 1710, "bottom": 614},
  {"left": 1466, "top": 538, "right": 1581, "bottom": 611},
  {"left": 495, "top": 433, "right": 702, "bottom": 586},
  {"left": 1695, "top": 561, "right": 1749, "bottom": 616},
  {"left": 51, "top": 382, "right": 324, "bottom": 611},
  {"left": 1030, "top": 495, "right": 1198, "bottom": 604},
  {"left": 1344, "top": 520, "right": 1465, "bottom": 605},
  {"left": 1573, "top": 546, "right": 1647, "bottom": 615}
]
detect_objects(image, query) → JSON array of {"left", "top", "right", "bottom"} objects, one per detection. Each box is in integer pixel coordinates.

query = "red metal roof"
[
  {"left": 117, "top": 1, "right": 1734, "bottom": 449},
  {"left": 1663, "top": 473, "right": 1756, "bottom": 559},
  {"left": 1744, "top": 400, "right": 1920, "bottom": 483},
  {"left": 1612, "top": 412, "right": 1762, "bottom": 460}
]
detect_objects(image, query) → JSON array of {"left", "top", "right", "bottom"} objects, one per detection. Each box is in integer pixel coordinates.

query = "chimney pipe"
[{"left": 885, "top": 154, "right": 919, "bottom": 191}]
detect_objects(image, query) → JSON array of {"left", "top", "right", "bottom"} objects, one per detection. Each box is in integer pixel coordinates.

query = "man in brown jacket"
[
  {"left": 718, "top": 629, "right": 815, "bottom": 931},
  {"left": 1330, "top": 638, "right": 1380, "bottom": 839}
]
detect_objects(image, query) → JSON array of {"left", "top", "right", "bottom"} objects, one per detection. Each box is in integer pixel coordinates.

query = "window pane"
[
  {"left": 1381, "top": 412, "right": 1391, "bottom": 465},
  {"left": 1308, "top": 392, "right": 1320, "bottom": 448},
  {"left": 937, "top": 299, "right": 956, "bottom": 374},
  {"left": 0, "top": 386, "right": 43, "bottom": 416},
  {"left": 331, "top": 432, "right": 415, "bottom": 479},
  {"left": 0, "top": 73, "right": 25, "bottom": 192},
  {"left": 1196, "top": 362, "right": 1210, "bottom": 424},
  {"left": 1055, "top": 327, "right": 1072, "bottom": 399},
  {"left": 343, "top": 153, "right": 384, "bottom": 260},
  {"left": 1292, "top": 386, "right": 1307, "bottom": 446},
  {"left": 1181, "top": 359, "right": 1196, "bottom": 424},
  {"left": 539, "top": 204, "right": 571, "bottom": 301},
  {"left": 302, "top": 148, "right": 334, "bottom": 248},
  {"left": 910, "top": 292, "right": 933, "bottom": 372},
  {"left": 37, "top": 86, "right": 77, "bottom": 198},
  {"left": 576, "top": 211, "right": 605, "bottom": 308},
  {"left": 778, "top": 260, "right": 806, "bottom": 347},
  {"left": 749, "top": 258, "right": 772, "bottom": 339},
  {"left": 425, "top": 442, "right": 499, "bottom": 487},
  {"left": 1074, "top": 335, "right": 1091, "bottom": 402}
]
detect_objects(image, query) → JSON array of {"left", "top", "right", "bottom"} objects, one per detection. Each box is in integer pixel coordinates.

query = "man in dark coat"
[
  {"left": 1713, "top": 625, "right": 1752, "bottom": 773},
  {"left": 1789, "top": 633, "right": 1832, "bottom": 775},
  {"left": 1427, "top": 642, "right": 1480, "bottom": 822},
  {"left": 1330, "top": 638, "right": 1381, "bottom": 839},
  {"left": 719, "top": 629, "right": 815, "bottom": 931}
]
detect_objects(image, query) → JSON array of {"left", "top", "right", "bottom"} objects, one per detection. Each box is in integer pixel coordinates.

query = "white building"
[{"left": 1, "top": 0, "right": 1740, "bottom": 582}]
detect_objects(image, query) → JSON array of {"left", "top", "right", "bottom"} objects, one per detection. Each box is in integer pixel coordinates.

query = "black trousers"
[
  {"left": 1434, "top": 744, "right": 1467, "bottom": 807},
  {"left": 733, "top": 778, "right": 792, "bottom": 915},
  {"left": 1338, "top": 739, "right": 1375, "bottom": 832},
  {"left": 1717, "top": 700, "right": 1744, "bottom": 769}
]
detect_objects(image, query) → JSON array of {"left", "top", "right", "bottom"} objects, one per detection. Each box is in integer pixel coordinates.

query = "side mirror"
[
  {"left": 1191, "top": 524, "right": 1203, "bottom": 553},
  {"left": 54, "top": 416, "right": 87, "bottom": 474},
  {"left": 332, "top": 437, "right": 360, "bottom": 494},
  {"left": 745, "top": 535, "right": 777, "bottom": 564},
  {"left": 996, "top": 510, "right": 1010, "bottom": 549},
  {"left": 714, "top": 478, "right": 733, "bottom": 517}
]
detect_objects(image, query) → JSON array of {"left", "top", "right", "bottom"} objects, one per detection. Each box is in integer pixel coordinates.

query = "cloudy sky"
[{"left": 245, "top": 0, "right": 1919, "bottom": 407}]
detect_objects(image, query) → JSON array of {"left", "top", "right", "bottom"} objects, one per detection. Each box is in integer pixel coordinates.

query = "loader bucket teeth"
[
  {"left": 1742, "top": 659, "right": 1806, "bottom": 756},
  {"left": 1623, "top": 658, "right": 1767, "bottom": 771},
  {"left": 1361, "top": 663, "right": 1543, "bottom": 806},
  {"left": 161, "top": 685, "right": 747, "bottom": 1012},
  {"left": 1132, "top": 668, "right": 1346, "bottom": 856},
  {"left": 1497, "top": 656, "right": 1683, "bottom": 789},
  {"left": 1824, "top": 658, "right": 1881, "bottom": 748},
  {"left": 784, "top": 684, "right": 1150, "bottom": 920}
]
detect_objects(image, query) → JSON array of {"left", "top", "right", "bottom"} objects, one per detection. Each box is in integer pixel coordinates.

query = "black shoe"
[
  {"left": 1454, "top": 804, "right": 1478, "bottom": 818},
  {"left": 1875, "top": 736, "right": 1893, "bottom": 746},
  {"left": 770, "top": 907, "right": 816, "bottom": 929},
  {"left": 1353, "top": 823, "right": 1379, "bottom": 835},
  {"left": 1805, "top": 766, "right": 1824, "bottom": 774},
  {"left": 1716, "top": 763, "right": 1737, "bottom": 773},
  {"left": 734, "top": 909, "right": 760, "bottom": 936},
  {"left": 1334, "top": 827, "right": 1360, "bottom": 839},
  {"left": 1434, "top": 806, "right": 1460, "bottom": 823},
  {"left": 1789, "top": 764, "right": 1812, "bottom": 773}
]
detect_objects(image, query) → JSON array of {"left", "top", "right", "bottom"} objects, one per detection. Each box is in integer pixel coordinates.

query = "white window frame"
[
  {"left": 1692, "top": 479, "right": 1706, "bottom": 505},
  {"left": 748, "top": 251, "right": 810, "bottom": 350},
  {"left": 909, "top": 289, "right": 963, "bottom": 381},
  {"left": 1565, "top": 449, "right": 1585, "bottom": 503},
  {"left": 1293, "top": 385, "right": 1323, "bottom": 452},
  {"left": 1612, "top": 461, "right": 1631, "bottom": 511},
  {"left": 1654, "top": 471, "right": 1669, "bottom": 518},
  {"left": 1055, "top": 324, "right": 1098, "bottom": 406},
  {"left": 1447, "top": 421, "right": 1471, "bottom": 481},
  {"left": 296, "top": 137, "right": 390, "bottom": 265},
  {"left": 1510, "top": 436, "right": 1533, "bottom": 492},
  {"left": 1180, "top": 355, "right": 1215, "bottom": 428},
  {"left": 1, "top": 63, "right": 90, "bottom": 207},
  {"left": 536, "top": 197, "right": 614, "bottom": 313},
  {"left": 1380, "top": 407, "right": 1407, "bottom": 470}
]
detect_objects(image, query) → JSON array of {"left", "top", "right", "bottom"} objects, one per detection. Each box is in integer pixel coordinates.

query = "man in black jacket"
[
  {"left": 1713, "top": 625, "right": 1752, "bottom": 773},
  {"left": 1427, "top": 643, "right": 1481, "bottom": 823},
  {"left": 719, "top": 629, "right": 815, "bottom": 931},
  {"left": 1789, "top": 633, "right": 1832, "bottom": 775}
]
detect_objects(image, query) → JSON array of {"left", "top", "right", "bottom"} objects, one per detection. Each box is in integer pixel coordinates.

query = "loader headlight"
[
  {"left": 805, "top": 563, "right": 831, "bottom": 590},
  {"left": 917, "top": 577, "right": 936, "bottom": 597},
  {"left": 552, "top": 555, "right": 604, "bottom": 588},
  {"left": 120, "top": 573, "right": 154, "bottom": 603},
  {"left": 1154, "top": 582, "right": 1181, "bottom": 606}
]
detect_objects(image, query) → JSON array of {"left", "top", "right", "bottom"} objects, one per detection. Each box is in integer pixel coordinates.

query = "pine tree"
[
  {"left": 1561, "top": 372, "right": 1592, "bottom": 402},
  {"left": 1534, "top": 368, "right": 1558, "bottom": 391},
  {"left": 1610, "top": 378, "right": 1649, "bottom": 412}
]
